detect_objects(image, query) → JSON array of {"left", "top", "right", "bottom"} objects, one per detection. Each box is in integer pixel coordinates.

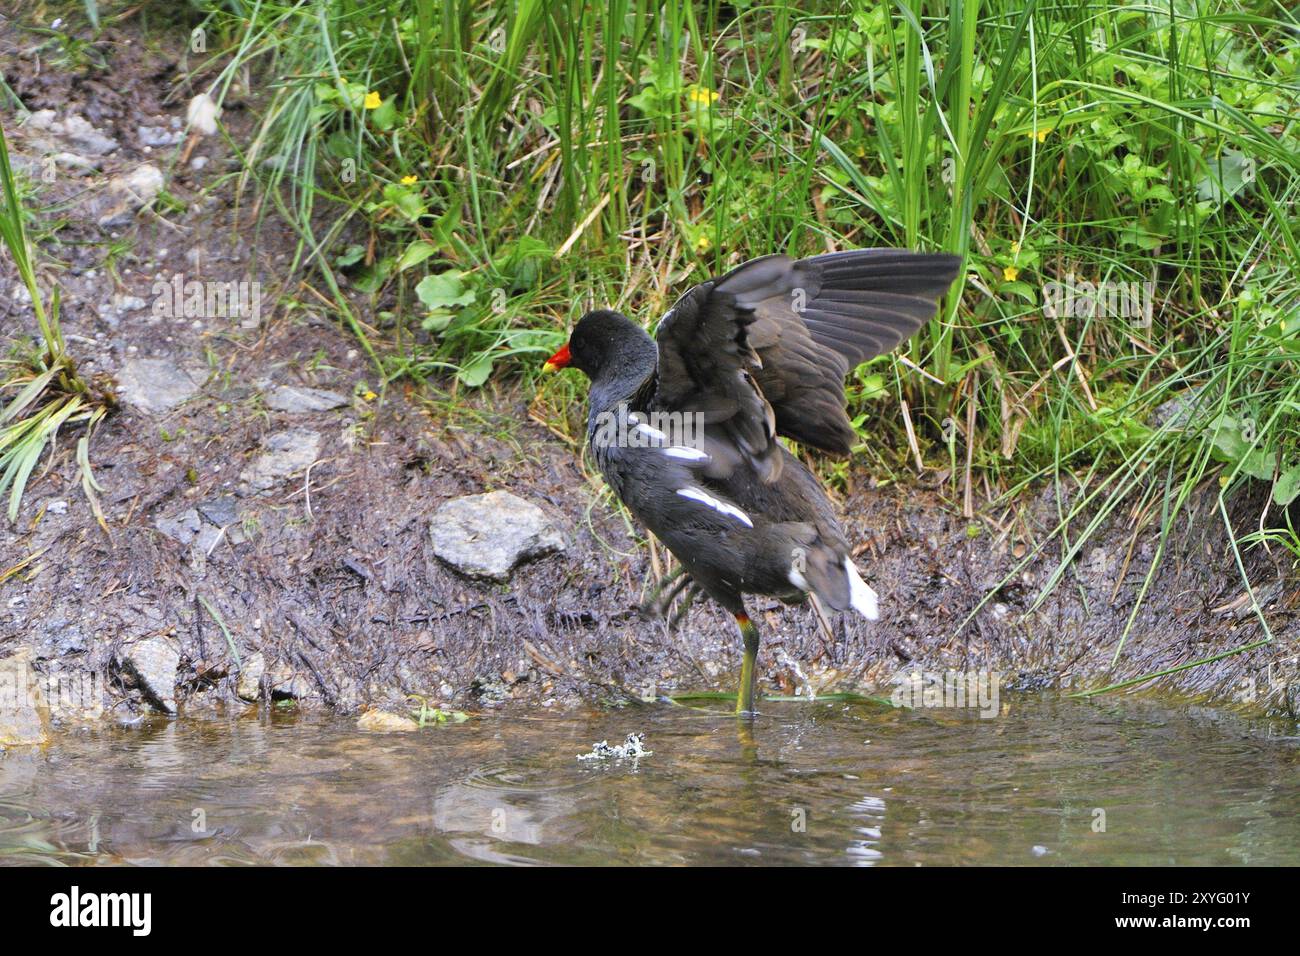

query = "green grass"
[
  {"left": 101, "top": 2, "right": 1300, "bottom": 659},
  {"left": 0, "top": 120, "right": 110, "bottom": 527}
]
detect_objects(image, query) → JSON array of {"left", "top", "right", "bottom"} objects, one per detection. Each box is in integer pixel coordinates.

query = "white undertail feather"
[{"left": 843, "top": 556, "right": 879, "bottom": 620}]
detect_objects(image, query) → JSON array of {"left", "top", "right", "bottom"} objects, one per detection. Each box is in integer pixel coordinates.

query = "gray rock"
[
  {"left": 239, "top": 429, "right": 321, "bottom": 493},
  {"left": 97, "top": 163, "right": 165, "bottom": 228},
  {"left": 268, "top": 662, "right": 315, "bottom": 700},
  {"left": 53, "top": 151, "right": 100, "bottom": 174},
  {"left": 194, "top": 523, "right": 224, "bottom": 554},
  {"left": 34, "top": 618, "right": 89, "bottom": 659},
  {"left": 1150, "top": 386, "right": 1208, "bottom": 430},
  {"left": 237, "top": 651, "right": 265, "bottom": 701},
  {"left": 430, "top": 491, "right": 566, "bottom": 582},
  {"left": 138, "top": 125, "right": 183, "bottom": 148},
  {"left": 116, "top": 358, "right": 204, "bottom": 414},
  {"left": 155, "top": 509, "right": 202, "bottom": 546},
  {"left": 265, "top": 385, "right": 349, "bottom": 413},
  {"left": 198, "top": 497, "right": 239, "bottom": 527},
  {"left": 119, "top": 636, "right": 180, "bottom": 714},
  {"left": 118, "top": 163, "right": 165, "bottom": 203},
  {"left": 0, "top": 652, "right": 51, "bottom": 747},
  {"left": 24, "top": 109, "right": 57, "bottom": 131},
  {"left": 58, "top": 114, "right": 119, "bottom": 156},
  {"left": 113, "top": 293, "right": 147, "bottom": 313}
]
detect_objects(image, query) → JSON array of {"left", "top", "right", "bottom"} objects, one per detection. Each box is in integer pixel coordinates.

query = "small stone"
[
  {"left": 58, "top": 113, "right": 119, "bottom": 156},
  {"left": 357, "top": 710, "right": 420, "bottom": 733},
  {"left": 265, "top": 385, "right": 349, "bottom": 413},
  {"left": 197, "top": 497, "right": 239, "bottom": 527},
  {"left": 237, "top": 652, "right": 265, "bottom": 701},
  {"left": 267, "top": 663, "right": 314, "bottom": 700},
  {"left": 0, "top": 652, "right": 51, "bottom": 747},
  {"left": 430, "top": 491, "right": 566, "bottom": 582},
  {"left": 194, "top": 523, "right": 224, "bottom": 554},
  {"left": 97, "top": 164, "right": 165, "bottom": 228},
  {"left": 53, "top": 151, "right": 99, "bottom": 174},
  {"left": 119, "top": 164, "right": 164, "bottom": 203},
  {"left": 239, "top": 429, "right": 321, "bottom": 493},
  {"left": 1150, "top": 386, "right": 1207, "bottom": 430},
  {"left": 138, "top": 125, "right": 183, "bottom": 148},
  {"left": 155, "top": 508, "right": 202, "bottom": 545},
  {"left": 119, "top": 636, "right": 180, "bottom": 714},
  {"left": 113, "top": 293, "right": 147, "bottom": 313},
  {"left": 33, "top": 619, "right": 88, "bottom": 659},
  {"left": 46, "top": 499, "right": 69, "bottom": 515},
  {"left": 116, "top": 357, "right": 204, "bottom": 414},
  {"left": 24, "top": 109, "right": 56, "bottom": 131}
]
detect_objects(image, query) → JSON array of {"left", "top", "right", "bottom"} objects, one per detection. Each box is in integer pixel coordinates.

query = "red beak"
[{"left": 543, "top": 343, "right": 571, "bottom": 372}]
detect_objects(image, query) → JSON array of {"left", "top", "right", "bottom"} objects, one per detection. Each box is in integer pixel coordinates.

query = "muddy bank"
[{"left": 0, "top": 11, "right": 1295, "bottom": 730}]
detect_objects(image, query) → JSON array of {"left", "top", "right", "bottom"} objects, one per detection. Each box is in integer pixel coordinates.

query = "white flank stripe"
[
  {"left": 664, "top": 445, "right": 709, "bottom": 461},
  {"left": 843, "top": 556, "right": 879, "bottom": 620},
  {"left": 676, "top": 487, "right": 753, "bottom": 527},
  {"left": 634, "top": 422, "right": 669, "bottom": 443}
]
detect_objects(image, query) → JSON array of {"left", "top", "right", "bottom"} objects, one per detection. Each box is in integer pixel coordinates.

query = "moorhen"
[{"left": 545, "top": 249, "right": 961, "bottom": 715}]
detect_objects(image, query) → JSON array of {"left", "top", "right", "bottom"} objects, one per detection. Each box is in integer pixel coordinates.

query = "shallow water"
[{"left": 1, "top": 696, "right": 1297, "bottom": 866}]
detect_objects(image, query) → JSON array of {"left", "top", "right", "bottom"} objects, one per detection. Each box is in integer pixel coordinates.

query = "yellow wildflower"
[
  {"left": 1027, "top": 127, "right": 1049, "bottom": 143},
  {"left": 1010, "top": 240, "right": 1021, "bottom": 254},
  {"left": 363, "top": 390, "right": 378, "bottom": 401},
  {"left": 364, "top": 91, "right": 382, "bottom": 109},
  {"left": 401, "top": 175, "right": 418, "bottom": 186},
  {"left": 1002, "top": 265, "right": 1020, "bottom": 282},
  {"left": 695, "top": 234, "right": 712, "bottom": 253},
  {"left": 687, "top": 85, "right": 720, "bottom": 106}
]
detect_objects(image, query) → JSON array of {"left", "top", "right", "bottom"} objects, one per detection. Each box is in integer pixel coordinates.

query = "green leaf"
[
  {"left": 1240, "top": 448, "right": 1275, "bottom": 482},
  {"left": 395, "top": 240, "right": 438, "bottom": 273},
  {"left": 1196, "top": 149, "right": 1255, "bottom": 206},
  {"left": 351, "top": 256, "right": 395, "bottom": 294},
  {"left": 1273, "top": 465, "right": 1300, "bottom": 507},
  {"left": 415, "top": 271, "right": 476, "bottom": 312},
  {"left": 382, "top": 183, "right": 425, "bottom": 222},
  {"left": 370, "top": 97, "right": 398, "bottom": 131},
  {"left": 457, "top": 353, "right": 493, "bottom": 388},
  {"left": 334, "top": 243, "right": 365, "bottom": 268}
]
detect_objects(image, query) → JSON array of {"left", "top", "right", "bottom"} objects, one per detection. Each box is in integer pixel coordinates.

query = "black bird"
[{"left": 545, "top": 249, "right": 961, "bottom": 714}]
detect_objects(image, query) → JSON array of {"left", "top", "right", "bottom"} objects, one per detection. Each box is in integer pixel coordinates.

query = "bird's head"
[{"left": 544, "top": 309, "right": 646, "bottom": 380}]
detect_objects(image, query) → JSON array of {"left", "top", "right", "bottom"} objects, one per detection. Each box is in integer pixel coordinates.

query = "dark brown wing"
[{"left": 652, "top": 248, "right": 961, "bottom": 480}]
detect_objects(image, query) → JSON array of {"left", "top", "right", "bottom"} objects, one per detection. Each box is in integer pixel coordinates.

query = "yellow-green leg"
[{"left": 735, "top": 612, "right": 760, "bottom": 717}]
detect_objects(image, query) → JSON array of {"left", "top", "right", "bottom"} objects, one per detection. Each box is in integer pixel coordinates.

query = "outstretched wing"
[{"left": 652, "top": 248, "right": 961, "bottom": 480}]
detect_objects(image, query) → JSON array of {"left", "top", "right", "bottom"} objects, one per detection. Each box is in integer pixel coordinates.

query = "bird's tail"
[
  {"left": 841, "top": 556, "right": 879, "bottom": 620},
  {"left": 780, "top": 525, "right": 879, "bottom": 621}
]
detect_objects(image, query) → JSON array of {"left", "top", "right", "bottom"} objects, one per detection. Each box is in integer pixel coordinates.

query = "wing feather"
[{"left": 652, "top": 249, "right": 961, "bottom": 480}]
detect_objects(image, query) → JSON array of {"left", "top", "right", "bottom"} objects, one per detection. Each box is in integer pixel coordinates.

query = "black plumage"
[{"left": 546, "top": 248, "right": 962, "bottom": 714}]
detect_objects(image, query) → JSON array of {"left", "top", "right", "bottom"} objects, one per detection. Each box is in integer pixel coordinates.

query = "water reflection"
[{"left": 0, "top": 697, "right": 1297, "bottom": 866}]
